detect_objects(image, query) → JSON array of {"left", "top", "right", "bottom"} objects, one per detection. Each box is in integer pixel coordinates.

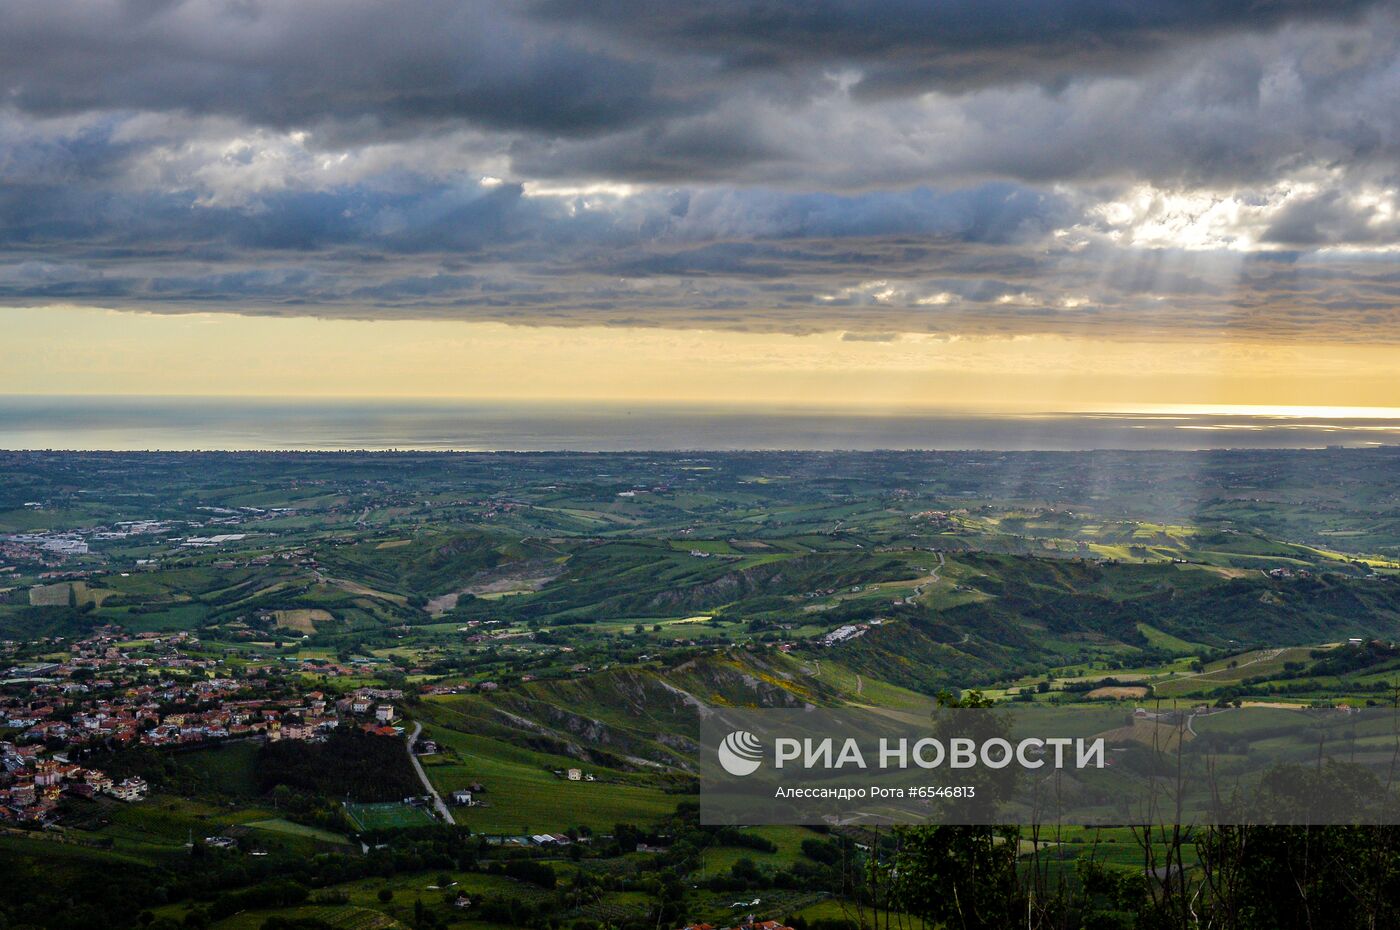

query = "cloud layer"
[{"left": 0, "top": 0, "right": 1397, "bottom": 341}]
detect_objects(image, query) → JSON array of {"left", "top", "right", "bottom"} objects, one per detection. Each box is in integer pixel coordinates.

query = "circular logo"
[{"left": 718, "top": 730, "right": 764, "bottom": 777}]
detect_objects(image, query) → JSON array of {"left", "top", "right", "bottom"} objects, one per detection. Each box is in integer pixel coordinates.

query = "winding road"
[
  {"left": 911, "top": 550, "right": 945, "bottom": 600},
  {"left": 405, "top": 721, "right": 455, "bottom": 825}
]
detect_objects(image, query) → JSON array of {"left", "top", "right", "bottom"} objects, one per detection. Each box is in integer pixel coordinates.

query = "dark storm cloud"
[
  {"left": 1, "top": 1, "right": 672, "bottom": 135},
  {"left": 1, "top": 1, "right": 1390, "bottom": 179},
  {"left": 3, "top": 1, "right": 1371, "bottom": 138},
  {"left": 535, "top": 0, "right": 1378, "bottom": 95},
  {"left": 0, "top": 0, "right": 1396, "bottom": 341},
  {"left": 0, "top": 118, "right": 1069, "bottom": 258},
  {"left": 505, "top": 13, "right": 1400, "bottom": 190},
  {"left": 7, "top": 207, "right": 1398, "bottom": 344}
]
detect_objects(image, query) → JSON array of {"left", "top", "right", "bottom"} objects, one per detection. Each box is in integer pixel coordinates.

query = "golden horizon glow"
[
  {"left": 5, "top": 304, "right": 1400, "bottom": 414},
  {"left": 1093, "top": 404, "right": 1400, "bottom": 419}
]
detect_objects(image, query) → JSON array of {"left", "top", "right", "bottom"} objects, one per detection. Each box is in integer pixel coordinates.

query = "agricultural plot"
[
  {"left": 244, "top": 818, "right": 352, "bottom": 845},
  {"left": 28, "top": 582, "right": 77, "bottom": 606},
  {"left": 694, "top": 825, "right": 826, "bottom": 874},
  {"left": 92, "top": 794, "right": 276, "bottom": 852},
  {"left": 1152, "top": 647, "right": 1319, "bottom": 698},
  {"left": 211, "top": 905, "right": 404, "bottom": 930},
  {"left": 273, "top": 608, "right": 334, "bottom": 633},
  {"left": 1136, "top": 623, "right": 1202, "bottom": 655},
  {"left": 415, "top": 723, "right": 678, "bottom": 834}
]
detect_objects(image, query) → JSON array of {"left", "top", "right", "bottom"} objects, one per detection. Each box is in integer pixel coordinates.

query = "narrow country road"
[
  {"left": 1167, "top": 648, "right": 1283, "bottom": 686},
  {"left": 911, "top": 550, "right": 945, "bottom": 599},
  {"left": 405, "top": 721, "right": 455, "bottom": 825}
]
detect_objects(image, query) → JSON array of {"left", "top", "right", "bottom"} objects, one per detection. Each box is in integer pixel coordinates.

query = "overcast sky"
[{"left": 1, "top": 1, "right": 1398, "bottom": 406}]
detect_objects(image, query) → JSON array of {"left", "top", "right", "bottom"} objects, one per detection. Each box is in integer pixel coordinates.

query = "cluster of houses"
[
  {"left": 0, "top": 743, "right": 144, "bottom": 823},
  {"left": 342, "top": 690, "right": 403, "bottom": 736},
  {"left": 822, "top": 620, "right": 885, "bottom": 646},
  {"left": 0, "top": 626, "right": 415, "bottom": 825},
  {"left": 142, "top": 689, "right": 335, "bottom": 746},
  {"left": 142, "top": 687, "right": 403, "bottom": 743},
  {"left": 2, "top": 626, "right": 408, "bottom": 745},
  {"left": 422, "top": 680, "right": 498, "bottom": 696}
]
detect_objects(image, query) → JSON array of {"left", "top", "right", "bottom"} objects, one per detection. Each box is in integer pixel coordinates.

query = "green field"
[
  {"left": 415, "top": 720, "right": 679, "bottom": 834},
  {"left": 211, "top": 905, "right": 404, "bottom": 930},
  {"left": 343, "top": 802, "right": 438, "bottom": 832},
  {"left": 694, "top": 825, "right": 825, "bottom": 874},
  {"left": 1152, "top": 646, "right": 1320, "bottom": 697},
  {"left": 245, "top": 817, "right": 353, "bottom": 845}
]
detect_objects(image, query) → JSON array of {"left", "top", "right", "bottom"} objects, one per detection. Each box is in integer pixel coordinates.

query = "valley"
[{"left": 2, "top": 448, "right": 1400, "bottom": 930}]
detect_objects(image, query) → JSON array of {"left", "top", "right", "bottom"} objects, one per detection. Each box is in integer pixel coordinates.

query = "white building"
[{"left": 108, "top": 776, "right": 148, "bottom": 802}]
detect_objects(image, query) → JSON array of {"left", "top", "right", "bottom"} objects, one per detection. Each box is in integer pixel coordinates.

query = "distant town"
[{"left": 2, "top": 624, "right": 405, "bottom": 825}]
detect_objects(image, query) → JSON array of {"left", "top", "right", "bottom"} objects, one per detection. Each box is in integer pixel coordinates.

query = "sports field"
[{"left": 342, "top": 801, "right": 437, "bottom": 831}]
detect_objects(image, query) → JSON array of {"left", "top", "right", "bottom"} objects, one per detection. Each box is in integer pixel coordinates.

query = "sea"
[{"left": 0, "top": 396, "right": 1397, "bottom": 452}]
